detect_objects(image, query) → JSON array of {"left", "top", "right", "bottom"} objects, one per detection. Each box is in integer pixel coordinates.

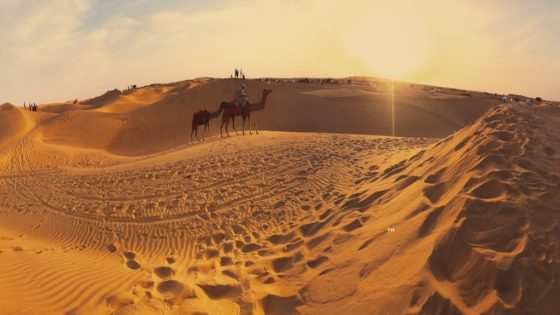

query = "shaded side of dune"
[
  {"left": 415, "top": 103, "right": 560, "bottom": 314},
  {"left": 304, "top": 102, "right": 560, "bottom": 314}
]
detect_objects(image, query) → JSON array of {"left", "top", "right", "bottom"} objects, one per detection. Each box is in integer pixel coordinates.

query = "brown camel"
[
  {"left": 219, "top": 89, "right": 272, "bottom": 137},
  {"left": 191, "top": 109, "right": 220, "bottom": 141}
]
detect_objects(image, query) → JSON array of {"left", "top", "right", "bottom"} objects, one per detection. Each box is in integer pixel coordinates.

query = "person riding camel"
[{"left": 235, "top": 84, "right": 248, "bottom": 110}]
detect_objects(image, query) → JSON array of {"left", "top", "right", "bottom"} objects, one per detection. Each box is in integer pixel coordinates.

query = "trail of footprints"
[
  {"left": 96, "top": 136, "right": 435, "bottom": 312},
  {"left": 1, "top": 134, "right": 437, "bottom": 313},
  {"left": 5, "top": 139, "right": 336, "bottom": 221}
]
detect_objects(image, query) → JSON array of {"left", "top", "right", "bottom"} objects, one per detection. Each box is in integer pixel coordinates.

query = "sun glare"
[{"left": 346, "top": 3, "right": 432, "bottom": 79}]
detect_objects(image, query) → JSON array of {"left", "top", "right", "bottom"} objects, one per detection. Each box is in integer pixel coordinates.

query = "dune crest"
[{"left": 2, "top": 79, "right": 504, "bottom": 158}]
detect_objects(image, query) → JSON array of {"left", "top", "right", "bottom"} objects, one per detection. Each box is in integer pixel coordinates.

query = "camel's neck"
[
  {"left": 209, "top": 108, "right": 221, "bottom": 119},
  {"left": 211, "top": 103, "right": 226, "bottom": 118},
  {"left": 252, "top": 91, "right": 270, "bottom": 112}
]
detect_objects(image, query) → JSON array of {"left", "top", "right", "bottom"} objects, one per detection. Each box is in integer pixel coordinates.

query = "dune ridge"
[{"left": 7, "top": 78, "right": 503, "bottom": 157}]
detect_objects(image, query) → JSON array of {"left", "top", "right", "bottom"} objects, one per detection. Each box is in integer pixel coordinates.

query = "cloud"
[
  {"left": 1, "top": 0, "right": 353, "bottom": 103},
  {"left": 0, "top": 0, "right": 559, "bottom": 103},
  {"left": 0, "top": 0, "right": 93, "bottom": 102},
  {"left": 0, "top": 0, "right": 90, "bottom": 61}
]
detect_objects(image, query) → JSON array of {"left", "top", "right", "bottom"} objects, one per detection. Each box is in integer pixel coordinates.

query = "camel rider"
[{"left": 235, "top": 84, "right": 248, "bottom": 110}]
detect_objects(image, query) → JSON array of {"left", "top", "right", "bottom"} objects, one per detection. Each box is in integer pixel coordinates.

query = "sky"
[{"left": 1, "top": 0, "right": 559, "bottom": 104}]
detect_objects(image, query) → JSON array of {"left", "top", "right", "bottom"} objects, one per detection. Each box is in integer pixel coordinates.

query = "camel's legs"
[
  {"left": 192, "top": 127, "right": 200, "bottom": 142},
  {"left": 231, "top": 117, "right": 238, "bottom": 136},
  {"left": 203, "top": 123, "right": 209, "bottom": 141},
  {"left": 224, "top": 118, "right": 231, "bottom": 137},
  {"left": 248, "top": 115, "right": 252, "bottom": 135},
  {"left": 220, "top": 119, "right": 225, "bottom": 138},
  {"left": 242, "top": 117, "right": 246, "bottom": 135}
]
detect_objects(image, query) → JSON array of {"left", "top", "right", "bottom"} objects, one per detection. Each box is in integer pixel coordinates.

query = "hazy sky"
[{"left": 1, "top": 0, "right": 559, "bottom": 103}]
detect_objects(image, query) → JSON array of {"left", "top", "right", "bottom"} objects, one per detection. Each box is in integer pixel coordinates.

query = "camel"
[
  {"left": 219, "top": 89, "right": 272, "bottom": 137},
  {"left": 191, "top": 109, "right": 220, "bottom": 141}
]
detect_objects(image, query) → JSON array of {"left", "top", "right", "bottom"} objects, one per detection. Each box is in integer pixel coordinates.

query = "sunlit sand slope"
[
  {"left": 0, "top": 132, "right": 433, "bottom": 314},
  {"left": 292, "top": 102, "right": 560, "bottom": 314}
]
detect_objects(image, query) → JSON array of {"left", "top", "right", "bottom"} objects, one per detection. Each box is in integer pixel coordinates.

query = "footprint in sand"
[
  {"left": 11, "top": 246, "right": 24, "bottom": 252},
  {"left": 157, "top": 280, "right": 196, "bottom": 304},
  {"left": 343, "top": 218, "right": 365, "bottom": 232},
  {"left": 118, "top": 250, "right": 141, "bottom": 270},
  {"left": 106, "top": 292, "right": 137, "bottom": 310},
  {"left": 198, "top": 283, "right": 241, "bottom": 299},
  {"left": 358, "top": 237, "right": 375, "bottom": 251},
  {"left": 157, "top": 280, "right": 184, "bottom": 295},
  {"left": 107, "top": 243, "right": 117, "bottom": 253},
  {"left": 123, "top": 251, "right": 136, "bottom": 260},
  {"left": 470, "top": 179, "right": 504, "bottom": 199},
  {"left": 154, "top": 266, "right": 175, "bottom": 279},
  {"left": 307, "top": 255, "right": 329, "bottom": 269},
  {"left": 220, "top": 256, "right": 234, "bottom": 266},
  {"left": 126, "top": 260, "right": 141, "bottom": 270}
]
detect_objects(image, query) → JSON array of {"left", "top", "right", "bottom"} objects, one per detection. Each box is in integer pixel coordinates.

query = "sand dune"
[
  {"left": 290, "top": 102, "right": 560, "bottom": 314},
  {"left": 0, "top": 78, "right": 557, "bottom": 314},
  {"left": 19, "top": 78, "right": 503, "bottom": 156},
  {"left": 40, "top": 110, "right": 125, "bottom": 150},
  {"left": 0, "top": 103, "right": 29, "bottom": 145}
]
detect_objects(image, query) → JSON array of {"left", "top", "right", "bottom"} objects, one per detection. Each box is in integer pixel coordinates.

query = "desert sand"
[{"left": 0, "top": 78, "right": 558, "bottom": 314}]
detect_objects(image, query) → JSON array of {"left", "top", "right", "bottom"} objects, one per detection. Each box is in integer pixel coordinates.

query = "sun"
[{"left": 345, "top": 3, "right": 432, "bottom": 79}]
